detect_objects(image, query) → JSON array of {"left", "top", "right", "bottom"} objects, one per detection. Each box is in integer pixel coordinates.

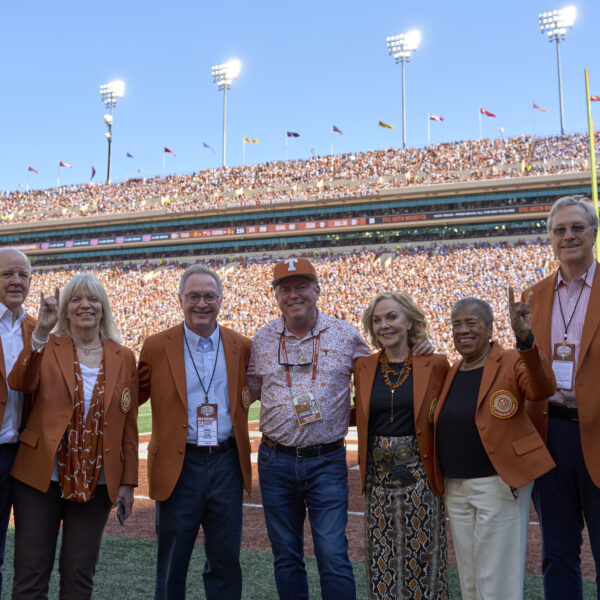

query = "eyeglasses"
[
  {"left": 550, "top": 224, "right": 590, "bottom": 237},
  {"left": 278, "top": 332, "right": 315, "bottom": 368},
  {"left": 183, "top": 293, "right": 220, "bottom": 305}
]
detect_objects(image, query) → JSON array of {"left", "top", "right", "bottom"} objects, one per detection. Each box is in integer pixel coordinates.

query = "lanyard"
[
  {"left": 184, "top": 329, "right": 222, "bottom": 404},
  {"left": 280, "top": 330, "right": 321, "bottom": 388},
  {"left": 555, "top": 266, "right": 589, "bottom": 342}
]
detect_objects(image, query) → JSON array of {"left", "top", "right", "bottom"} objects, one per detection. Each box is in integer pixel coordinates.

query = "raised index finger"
[
  {"left": 507, "top": 286, "right": 516, "bottom": 311},
  {"left": 54, "top": 287, "right": 60, "bottom": 303}
]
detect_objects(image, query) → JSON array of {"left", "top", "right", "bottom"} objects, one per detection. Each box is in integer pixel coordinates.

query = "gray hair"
[
  {"left": 547, "top": 195, "right": 599, "bottom": 233},
  {"left": 54, "top": 273, "right": 122, "bottom": 342},
  {"left": 179, "top": 263, "right": 223, "bottom": 296},
  {"left": 451, "top": 297, "right": 494, "bottom": 326}
]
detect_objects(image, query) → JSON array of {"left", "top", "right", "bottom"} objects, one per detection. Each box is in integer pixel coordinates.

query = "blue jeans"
[
  {"left": 0, "top": 443, "right": 18, "bottom": 599},
  {"left": 258, "top": 443, "right": 355, "bottom": 600},
  {"left": 532, "top": 416, "right": 600, "bottom": 600},
  {"left": 155, "top": 444, "right": 243, "bottom": 600}
]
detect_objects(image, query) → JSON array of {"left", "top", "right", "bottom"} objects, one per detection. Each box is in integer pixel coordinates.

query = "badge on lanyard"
[
  {"left": 292, "top": 391, "right": 323, "bottom": 426},
  {"left": 197, "top": 404, "right": 219, "bottom": 446},
  {"left": 552, "top": 342, "right": 575, "bottom": 390}
]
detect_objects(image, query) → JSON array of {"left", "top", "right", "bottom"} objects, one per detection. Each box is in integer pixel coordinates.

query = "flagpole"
[
  {"left": 585, "top": 68, "right": 599, "bottom": 258},
  {"left": 243, "top": 139, "right": 246, "bottom": 165},
  {"left": 26, "top": 169, "right": 30, "bottom": 193},
  {"left": 478, "top": 110, "right": 482, "bottom": 141},
  {"left": 285, "top": 133, "right": 288, "bottom": 161},
  {"left": 427, "top": 115, "right": 431, "bottom": 147},
  {"left": 532, "top": 102, "right": 536, "bottom": 137},
  {"left": 57, "top": 165, "right": 60, "bottom": 187},
  {"left": 162, "top": 153, "right": 165, "bottom": 177}
]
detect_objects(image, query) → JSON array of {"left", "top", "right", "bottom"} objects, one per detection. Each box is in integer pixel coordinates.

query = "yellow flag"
[
  {"left": 378, "top": 120, "right": 394, "bottom": 129},
  {"left": 243, "top": 137, "right": 259, "bottom": 143}
]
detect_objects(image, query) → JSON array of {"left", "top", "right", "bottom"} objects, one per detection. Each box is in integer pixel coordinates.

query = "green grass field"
[
  {"left": 137, "top": 401, "right": 261, "bottom": 435},
  {"left": 3, "top": 529, "right": 597, "bottom": 599}
]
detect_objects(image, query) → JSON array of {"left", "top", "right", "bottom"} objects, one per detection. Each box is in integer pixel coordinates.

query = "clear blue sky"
[{"left": 1, "top": 0, "right": 599, "bottom": 192}]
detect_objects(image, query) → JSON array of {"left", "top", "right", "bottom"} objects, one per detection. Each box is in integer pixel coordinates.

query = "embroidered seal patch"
[
  {"left": 490, "top": 390, "right": 518, "bottom": 419},
  {"left": 120, "top": 387, "right": 131, "bottom": 414},
  {"left": 241, "top": 385, "right": 251, "bottom": 410}
]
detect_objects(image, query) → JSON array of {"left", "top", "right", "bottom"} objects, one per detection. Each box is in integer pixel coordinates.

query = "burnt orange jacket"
[
  {"left": 138, "top": 323, "right": 252, "bottom": 501},
  {"left": 353, "top": 351, "right": 450, "bottom": 493},
  {"left": 524, "top": 262, "right": 600, "bottom": 487},
  {"left": 8, "top": 335, "right": 139, "bottom": 503},
  {"left": 432, "top": 341, "right": 556, "bottom": 494},
  {"left": 0, "top": 313, "right": 36, "bottom": 428}
]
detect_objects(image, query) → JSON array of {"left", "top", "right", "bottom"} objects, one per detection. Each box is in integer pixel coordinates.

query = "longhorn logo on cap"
[{"left": 284, "top": 258, "right": 298, "bottom": 271}]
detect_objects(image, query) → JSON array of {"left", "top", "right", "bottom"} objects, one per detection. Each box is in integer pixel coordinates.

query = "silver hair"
[
  {"left": 451, "top": 297, "right": 494, "bottom": 326},
  {"left": 54, "top": 273, "right": 122, "bottom": 342},
  {"left": 179, "top": 263, "right": 223, "bottom": 296},
  {"left": 547, "top": 195, "right": 599, "bottom": 233}
]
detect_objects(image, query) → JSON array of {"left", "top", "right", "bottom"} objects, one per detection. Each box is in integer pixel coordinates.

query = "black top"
[
  {"left": 436, "top": 367, "right": 496, "bottom": 479},
  {"left": 368, "top": 362, "right": 415, "bottom": 436}
]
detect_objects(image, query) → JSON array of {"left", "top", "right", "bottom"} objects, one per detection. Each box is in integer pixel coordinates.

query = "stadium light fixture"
[
  {"left": 387, "top": 30, "right": 421, "bottom": 149},
  {"left": 538, "top": 6, "right": 576, "bottom": 135},
  {"left": 212, "top": 59, "right": 241, "bottom": 167},
  {"left": 100, "top": 79, "right": 126, "bottom": 184}
]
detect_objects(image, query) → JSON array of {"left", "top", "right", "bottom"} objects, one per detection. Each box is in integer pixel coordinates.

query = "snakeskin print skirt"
[{"left": 365, "top": 435, "right": 448, "bottom": 600}]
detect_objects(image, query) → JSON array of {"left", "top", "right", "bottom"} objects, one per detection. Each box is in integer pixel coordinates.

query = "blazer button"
[
  {"left": 542, "top": 410, "right": 548, "bottom": 415},
  {"left": 423, "top": 453, "right": 428, "bottom": 459},
  {"left": 178, "top": 449, "right": 184, "bottom": 454},
  {"left": 489, "top": 449, "right": 495, "bottom": 454},
  {"left": 106, "top": 448, "right": 110, "bottom": 453},
  {"left": 182, "top": 424, "right": 187, "bottom": 428},
  {"left": 479, "top": 424, "right": 485, "bottom": 430},
  {"left": 416, "top": 430, "right": 422, "bottom": 435}
]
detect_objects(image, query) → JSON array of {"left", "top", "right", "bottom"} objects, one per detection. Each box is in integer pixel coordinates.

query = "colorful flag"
[
  {"left": 164, "top": 147, "right": 176, "bottom": 157},
  {"left": 332, "top": 125, "right": 343, "bottom": 134},
  {"left": 479, "top": 108, "right": 496, "bottom": 118},
  {"left": 91, "top": 166, "right": 96, "bottom": 180},
  {"left": 203, "top": 142, "right": 215, "bottom": 153},
  {"left": 243, "top": 137, "right": 259, "bottom": 143},
  {"left": 59, "top": 161, "right": 72, "bottom": 168},
  {"left": 591, "top": 95, "right": 600, "bottom": 102},
  {"left": 286, "top": 132, "right": 300, "bottom": 137},
  {"left": 429, "top": 114, "right": 444, "bottom": 122},
  {"left": 126, "top": 152, "right": 135, "bottom": 158},
  {"left": 27, "top": 165, "right": 38, "bottom": 174},
  {"left": 378, "top": 120, "right": 394, "bottom": 129},
  {"left": 533, "top": 103, "right": 548, "bottom": 113}
]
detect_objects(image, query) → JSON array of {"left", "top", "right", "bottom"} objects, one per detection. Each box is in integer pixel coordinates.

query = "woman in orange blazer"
[
  {"left": 8, "top": 273, "right": 138, "bottom": 600},
  {"left": 354, "top": 291, "right": 450, "bottom": 600},
  {"left": 432, "top": 292, "right": 555, "bottom": 600}
]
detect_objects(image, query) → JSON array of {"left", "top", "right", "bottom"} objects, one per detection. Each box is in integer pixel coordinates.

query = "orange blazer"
[
  {"left": 138, "top": 323, "right": 252, "bottom": 501},
  {"left": 432, "top": 341, "right": 556, "bottom": 494},
  {"left": 0, "top": 313, "right": 36, "bottom": 428},
  {"left": 524, "top": 261, "right": 600, "bottom": 487},
  {"left": 8, "top": 335, "right": 139, "bottom": 503},
  {"left": 353, "top": 351, "right": 450, "bottom": 494}
]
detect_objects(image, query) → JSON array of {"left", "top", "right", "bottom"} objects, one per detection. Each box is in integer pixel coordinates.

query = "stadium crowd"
[
  {"left": 23, "top": 239, "right": 555, "bottom": 358},
  {"left": 1, "top": 132, "right": 596, "bottom": 224}
]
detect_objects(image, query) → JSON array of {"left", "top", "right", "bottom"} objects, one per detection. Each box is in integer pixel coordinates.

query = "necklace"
[
  {"left": 379, "top": 350, "right": 412, "bottom": 423},
  {"left": 73, "top": 343, "right": 103, "bottom": 356}
]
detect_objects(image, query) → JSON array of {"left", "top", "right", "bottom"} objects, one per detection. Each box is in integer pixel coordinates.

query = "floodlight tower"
[
  {"left": 99, "top": 79, "right": 125, "bottom": 184},
  {"left": 538, "top": 6, "right": 576, "bottom": 135},
  {"left": 386, "top": 30, "right": 421, "bottom": 149},
  {"left": 212, "top": 59, "right": 241, "bottom": 167}
]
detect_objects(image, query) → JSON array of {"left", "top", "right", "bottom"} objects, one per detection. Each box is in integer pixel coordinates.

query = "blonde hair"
[
  {"left": 54, "top": 273, "right": 122, "bottom": 343},
  {"left": 361, "top": 291, "right": 428, "bottom": 349}
]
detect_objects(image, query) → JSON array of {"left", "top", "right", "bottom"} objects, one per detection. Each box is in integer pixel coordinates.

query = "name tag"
[
  {"left": 292, "top": 392, "right": 322, "bottom": 426},
  {"left": 552, "top": 342, "right": 575, "bottom": 391},
  {"left": 197, "top": 404, "right": 218, "bottom": 446}
]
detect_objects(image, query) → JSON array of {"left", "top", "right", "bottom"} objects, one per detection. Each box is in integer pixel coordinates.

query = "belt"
[
  {"left": 261, "top": 434, "right": 344, "bottom": 458},
  {"left": 548, "top": 404, "right": 578, "bottom": 422},
  {"left": 371, "top": 445, "right": 416, "bottom": 463},
  {"left": 186, "top": 437, "right": 236, "bottom": 455}
]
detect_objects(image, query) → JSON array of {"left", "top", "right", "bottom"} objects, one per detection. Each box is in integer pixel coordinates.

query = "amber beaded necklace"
[{"left": 379, "top": 350, "right": 413, "bottom": 423}]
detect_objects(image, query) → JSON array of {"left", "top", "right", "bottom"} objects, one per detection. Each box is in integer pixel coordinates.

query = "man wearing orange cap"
[{"left": 247, "top": 256, "right": 369, "bottom": 600}]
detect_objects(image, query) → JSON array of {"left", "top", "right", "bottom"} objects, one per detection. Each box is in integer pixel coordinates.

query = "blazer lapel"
[
  {"left": 412, "top": 354, "right": 431, "bottom": 422},
  {"left": 357, "top": 351, "right": 381, "bottom": 429},
  {"left": 54, "top": 337, "right": 76, "bottom": 403},
  {"left": 165, "top": 324, "right": 188, "bottom": 410},
  {"left": 220, "top": 326, "right": 240, "bottom": 412},
  {"left": 102, "top": 340, "right": 122, "bottom": 413},
  {"left": 536, "top": 272, "right": 557, "bottom": 359},
  {"left": 477, "top": 342, "right": 502, "bottom": 409},
  {"left": 578, "top": 262, "right": 600, "bottom": 371}
]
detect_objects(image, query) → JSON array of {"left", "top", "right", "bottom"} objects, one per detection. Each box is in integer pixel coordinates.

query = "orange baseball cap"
[{"left": 272, "top": 257, "right": 317, "bottom": 285}]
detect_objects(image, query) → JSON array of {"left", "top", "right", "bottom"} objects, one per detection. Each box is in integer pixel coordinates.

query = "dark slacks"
[
  {"left": 155, "top": 443, "right": 243, "bottom": 600},
  {"left": 532, "top": 416, "right": 600, "bottom": 600},
  {"left": 11, "top": 479, "right": 112, "bottom": 600},
  {"left": 0, "top": 443, "right": 18, "bottom": 599}
]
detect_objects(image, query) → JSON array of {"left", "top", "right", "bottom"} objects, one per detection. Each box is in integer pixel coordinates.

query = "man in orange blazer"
[
  {"left": 138, "top": 264, "right": 252, "bottom": 600},
  {"left": 0, "top": 248, "right": 35, "bottom": 597},
  {"left": 524, "top": 195, "right": 600, "bottom": 600}
]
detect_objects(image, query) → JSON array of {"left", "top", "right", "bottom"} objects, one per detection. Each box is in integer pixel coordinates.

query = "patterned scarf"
[{"left": 57, "top": 346, "right": 105, "bottom": 503}]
